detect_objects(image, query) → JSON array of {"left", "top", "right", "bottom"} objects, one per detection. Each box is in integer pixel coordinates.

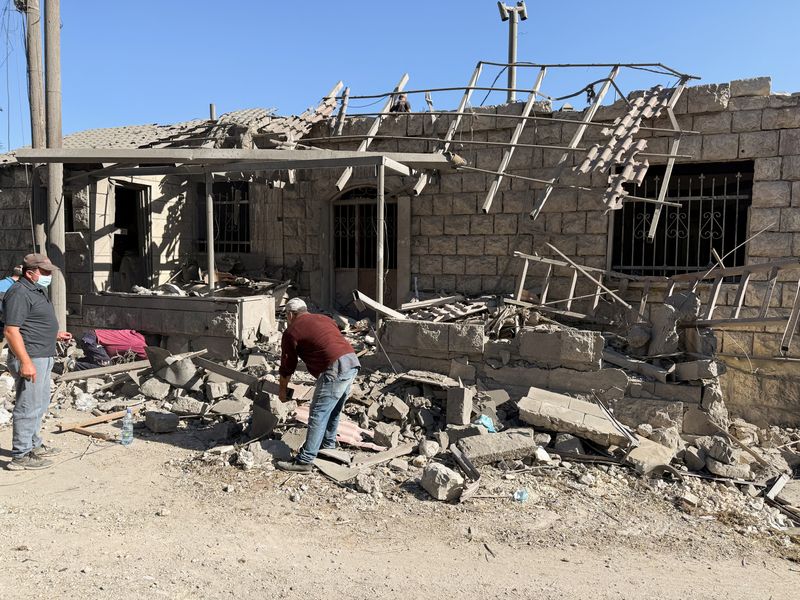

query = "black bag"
[{"left": 80, "top": 330, "right": 112, "bottom": 366}]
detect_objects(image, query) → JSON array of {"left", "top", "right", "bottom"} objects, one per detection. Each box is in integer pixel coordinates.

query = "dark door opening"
[
  {"left": 333, "top": 187, "right": 398, "bottom": 317},
  {"left": 111, "top": 185, "right": 152, "bottom": 291}
]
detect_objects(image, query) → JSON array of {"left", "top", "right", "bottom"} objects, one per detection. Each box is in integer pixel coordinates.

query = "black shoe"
[
  {"left": 6, "top": 454, "right": 53, "bottom": 471},
  {"left": 276, "top": 459, "right": 313, "bottom": 473}
]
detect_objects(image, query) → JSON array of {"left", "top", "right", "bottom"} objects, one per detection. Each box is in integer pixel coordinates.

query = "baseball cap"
[
  {"left": 23, "top": 253, "right": 60, "bottom": 272},
  {"left": 285, "top": 297, "right": 307, "bottom": 313}
]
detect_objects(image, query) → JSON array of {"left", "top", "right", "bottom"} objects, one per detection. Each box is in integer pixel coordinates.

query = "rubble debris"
[
  {"left": 625, "top": 438, "right": 676, "bottom": 475},
  {"left": 418, "top": 439, "right": 440, "bottom": 458},
  {"left": 446, "top": 387, "right": 473, "bottom": 425},
  {"left": 517, "top": 326, "right": 603, "bottom": 372},
  {"left": 518, "top": 387, "right": 630, "bottom": 448},
  {"left": 457, "top": 428, "right": 538, "bottom": 466},
  {"left": 373, "top": 422, "right": 400, "bottom": 448},
  {"left": 139, "top": 377, "right": 171, "bottom": 401},
  {"left": 420, "top": 462, "right": 464, "bottom": 501},
  {"left": 553, "top": 433, "right": 586, "bottom": 455},
  {"left": 144, "top": 410, "right": 179, "bottom": 433}
]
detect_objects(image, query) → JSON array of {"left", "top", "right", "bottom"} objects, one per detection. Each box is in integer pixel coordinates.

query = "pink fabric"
[
  {"left": 94, "top": 329, "right": 148, "bottom": 359},
  {"left": 294, "top": 404, "right": 385, "bottom": 452}
]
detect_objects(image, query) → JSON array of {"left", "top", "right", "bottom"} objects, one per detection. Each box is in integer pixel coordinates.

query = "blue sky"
[{"left": 1, "top": 0, "right": 798, "bottom": 151}]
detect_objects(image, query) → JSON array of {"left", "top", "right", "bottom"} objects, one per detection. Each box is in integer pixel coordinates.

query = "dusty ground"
[{"left": 1, "top": 411, "right": 798, "bottom": 600}]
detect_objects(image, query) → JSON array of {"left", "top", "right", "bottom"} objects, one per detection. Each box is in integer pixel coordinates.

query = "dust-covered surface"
[{"left": 1, "top": 412, "right": 799, "bottom": 600}]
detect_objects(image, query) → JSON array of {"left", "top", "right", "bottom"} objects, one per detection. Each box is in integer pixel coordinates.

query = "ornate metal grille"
[
  {"left": 334, "top": 187, "right": 397, "bottom": 270},
  {"left": 197, "top": 182, "right": 251, "bottom": 253},
  {"left": 611, "top": 162, "right": 754, "bottom": 276}
]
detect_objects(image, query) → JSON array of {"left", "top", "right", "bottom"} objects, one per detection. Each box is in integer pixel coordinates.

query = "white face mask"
[{"left": 36, "top": 274, "right": 52, "bottom": 288}]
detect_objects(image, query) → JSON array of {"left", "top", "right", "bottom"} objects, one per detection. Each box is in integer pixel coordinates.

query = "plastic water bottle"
[
  {"left": 120, "top": 408, "right": 134, "bottom": 446},
  {"left": 512, "top": 488, "right": 529, "bottom": 503}
]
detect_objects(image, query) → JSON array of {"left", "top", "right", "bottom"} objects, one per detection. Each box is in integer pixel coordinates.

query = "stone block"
[
  {"left": 484, "top": 235, "right": 509, "bottom": 255},
  {"left": 554, "top": 433, "right": 585, "bottom": 454},
  {"left": 517, "top": 326, "right": 603, "bottom": 371},
  {"left": 449, "top": 358, "right": 476, "bottom": 382},
  {"left": 701, "top": 133, "right": 739, "bottom": 160},
  {"left": 442, "top": 256, "right": 465, "bottom": 275},
  {"left": 419, "top": 216, "right": 444, "bottom": 236},
  {"left": 420, "top": 463, "right": 464, "bottom": 501},
  {"left": 469, "top": 214, "right": 494, "bottom": 235},
  {"left": 625, "top": 438, "right": 676, "bottom": 475},
  {"left": 784, "top": 155, "right": 800, "bottom": 180},
  {"left": 731, "top": 110, "right": 762, "bottom": 133},
  {"left": 683, "top": 406, "right": 718, "bottom": 436},
  {"left": 780, "top": 129, "right": 800, "bottom": 156},
  {"left": 205, "top": 381, "right": 229, "bottom": 401},
  {"left": 781, "top": 208, "right": 800, "bottom": 231},
  {"left": 428, "top": 235, "right": 457, "bottom": 255},
  {"left": 517, "top": 387, "right": 629, "bottom": 447},
  {"left": 754, "top": 157, "right": 782, "bottom": 181},
  {"left": 457, "top": 428, "right": 538, "bottom": 466},
  {"left": 687, "top": 83, "right": 730, "bottom": 113},
  {"left": 373, "top": 422, "right": 400, "bottom": 448},
  {"left": 729, "top": 96, "right": 768, "bottom": 111},
  {"left": 465, "top": 256, "right": 496, "bottom": 275},
  {"left": 456, "top": 235, "right": 485, "bottom": 256},
  {"left": 445, "top": 424, "right": 487, "bottom": 443},
  {"left": 145, "top": 410, "right": 179, "bottom": 434},
  {"left": 739, "top": 131, "right": 778, "bottom": 158},
  {"left": 681, "top": 446, "right": 706, "bottom": 471},
  {"left": 609, "top": 398, "right": 683, "bottom": 431},
  {"left": 730, "top": 77, "right": 771, "bottom": 97},
  {"left": 419, "top": 255, "right": 443, "bottom": 275},
  {"left": 494, "top": 214, "right": 518, "bottom": 234},
  {"left": 451, "top": 194, "right": 477, "bottom": 214},
  {"left": 705, "top": 456, "right": 752, "bottom": 480},
  {"left": 752, "top": 180, "right": 791, "bottom": 207},
  {"left": 653, "top": 382, "right": 702, "bottom": 404},
  {"left": 446, "top": 387, "right": 474, "bottom": 425},
  {"left": 693, "top": 112, "right": 731, "bottom": 134},
  {"left": 382, "top": 395, "right": 410, "bottom": 421},
  {"left": 448, "top": 323, "right": 485, "bottom": 356},
  {"left": 748, "top": 231, "right": 792, "bottom": 256},
  {"left": 139, "top": 377, "right": 171, "bottom": 400},
  {"left": 762, "top": 107, "right": 800, "bottom": 130},
  {"left": 674, "top": 360, "right": 721, "bottom": 381},
  {"left": 381, "top": 320, "right": 450, "bottom": 357}
]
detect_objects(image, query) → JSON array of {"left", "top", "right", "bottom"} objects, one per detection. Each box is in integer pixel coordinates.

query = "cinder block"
[{"left": 446, "top": 387, "right": 474, "bottom": 425}]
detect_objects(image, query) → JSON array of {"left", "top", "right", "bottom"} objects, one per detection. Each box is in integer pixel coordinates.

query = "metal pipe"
[
  {"left": 376, "top": 161, "right": 386, "bottom": 328},
  {"left": 508, "top": 9, "right": 518, "bottom": 103},
  {"left": 209, "top": 103, "right": 216, "bottom": 120},
  {"left": 205, "top": 170, "right": 216, "bottom": 292}
]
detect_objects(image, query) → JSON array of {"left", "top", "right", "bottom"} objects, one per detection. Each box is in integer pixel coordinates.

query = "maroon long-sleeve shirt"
[{"left": 279, "top": 312, "right": 356, "bottom": 379}]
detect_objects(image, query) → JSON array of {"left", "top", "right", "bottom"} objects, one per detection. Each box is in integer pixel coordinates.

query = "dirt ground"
[{"left": 1, "top": 411, "right": 798, "bottom": 600}]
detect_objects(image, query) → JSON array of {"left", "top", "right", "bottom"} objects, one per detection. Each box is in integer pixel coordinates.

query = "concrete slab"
[{"left": 457, "top": 428, "right": 538, "bottom": 466}]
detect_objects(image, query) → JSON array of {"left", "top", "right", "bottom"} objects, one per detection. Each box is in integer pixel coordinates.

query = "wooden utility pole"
[
  {"left": 18, "top": 0, "right": 47, "bottom": 251},
  {"left": 44, "top": 0, "right": 66, "bottom": 328}
]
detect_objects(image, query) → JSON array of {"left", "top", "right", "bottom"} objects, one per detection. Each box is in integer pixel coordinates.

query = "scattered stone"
[
  {"left": 235, "top": 449, "right": 255, "bottom": 471},
  {"left": 389, "top": 458, "right": 409, "bottom": 472},
  {"left": 704, "top": 436, "right": 736, "bottom": 465},
  {"left": 420, "top": 463, "right": 464, "bottom": 501},
  {"left": 230, "top": 383, "right": 251, "bottom": 400},
  {"left": 682, "top": 446, "right": 706, "bottom": 471},
  {"left": 446, "top": 387, "right": 474, "bottom": 426},
  {"left": 674, "top": 360, "right": 722, "bottom": 381},
  {"left": 533, "top": 432, "right": 552, "bottom": 446},
  {"left": 205, "top": 381, "right": 229, "bottom": 401},
  {"left": 418, "top": 439, "right": 440, "bottom": 458},
  {"left": 445, "top": 424, "right": 487, "bottom": 444},
  {"left": 411, "top": 455, "right": 428, "bottom": 468},
  {"left": 626, "top": 438, "right": 677, "bottom": 475},
  {"left": 245, "top": 354, "right": 269, "bottom": 368},
  {"left": 578, "top": 473, "right": 596, "bottom": 486},
  {"left": 705, "top": 457, "right": 752, "bottom": 480},
  {"left": 637, "top": 423, "right": 653, "bottom": 438},
  {"left": 355, "top": 472, "right": 376, "bottom": 494},
  {"left": 457, "top": 428, "right": 538, "bottom": 466},
  {"left": 647, "top": 304, "right": 680, "bottom": 356},
  {"left": 678, "top": 490, "right": 701, "bottom": 510},
  {"left": 144, "top": 410, "right": 179, "bottom": 433},
  {"left": 223, "top": 484, "right": 234, "bottom": 493},
  {"left": 382, "top": 395, "right": 410, "bottom": 421},
  {"left": 650, "top": 426, "right": 681, "bottom": 451},
  {"left": 170, "top": 396, "right": 207, "bottom": 415},
  {"left": 373, "top": 422, "right": 401, "bottom": 448},
  {"left": 534, "top": 446, "right": 552, "bottom": 463},
  {"left": 84, "top": 378, "right": 104, "bottom": 394},
  {"left": 683, "top": 407, "right": 718, "bottom": 436}
]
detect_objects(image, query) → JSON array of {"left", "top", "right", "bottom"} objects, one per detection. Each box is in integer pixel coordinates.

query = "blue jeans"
[
  {"left": 10, "top": 356, "right": 54, "bottom": 458},
  {"left": 297, "top": 366, "right": 358, "bottom": 464}
]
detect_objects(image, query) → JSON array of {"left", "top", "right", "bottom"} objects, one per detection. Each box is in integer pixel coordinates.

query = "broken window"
[
  {"left": 611, "top": 162, "right": 754, "bottom": 276},
  {"left": 333, "top": 187, "right": 397, "bottom": 270},
  {"left": 197, "top": 181, "right": 251, "bottom": 253}
]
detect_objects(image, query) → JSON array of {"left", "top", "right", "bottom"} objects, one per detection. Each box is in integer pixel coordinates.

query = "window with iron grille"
[
  {"left": 610, "top": 162, "right": 754, "bottom": 277},
  {"left": 333, "top": 187, "right": 397, "bottom": 269},
  {"left": 197, "top": 181, "right": 251, "bottom": 253}
]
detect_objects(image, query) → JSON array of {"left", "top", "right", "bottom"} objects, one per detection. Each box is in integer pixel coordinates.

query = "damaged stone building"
[{"left": 1, "top": 68, "right": 799, "bottom": 425}]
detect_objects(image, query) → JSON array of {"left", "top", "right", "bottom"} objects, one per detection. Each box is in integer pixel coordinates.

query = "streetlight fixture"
[{"left": 497, "top": 1, "right": 528, "bottom": 103}]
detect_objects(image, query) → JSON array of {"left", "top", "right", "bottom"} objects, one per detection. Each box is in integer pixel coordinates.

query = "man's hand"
[
  {"left": 57, "top": 331, "right": 73, "bottom": 342},
  {"left": 19, "top": 360, "right": 36, "bottom": 383},
  {"left": 278, "top": 375, "right": 290, "bottom": 403}
]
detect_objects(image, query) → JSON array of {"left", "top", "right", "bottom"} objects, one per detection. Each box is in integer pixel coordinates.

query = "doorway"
[
  {"left": 333, "top": 187, "right": 397, "bottom": 316},
  {"left": 110, "top": 184, "right": 152, "bottom": 291}
]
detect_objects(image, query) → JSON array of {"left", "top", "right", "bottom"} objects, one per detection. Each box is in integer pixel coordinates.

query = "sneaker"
[
  {"left": 276, "top": 459, "right": 313, "bottom": 473},
  {"left": 6, "top": 454, "right": 53, "bottom": 471},
  {"left": 31, "top": 444, "right": 62, "bottom": 458}
]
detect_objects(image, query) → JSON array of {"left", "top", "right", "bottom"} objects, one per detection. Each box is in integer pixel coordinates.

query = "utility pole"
[
  {"left": 16, "top": 0, "right": 47, "bottom": 252},
  {"left": 497, "top": 1, "right": 528, "bottom": 103},
  {"left": 44, "top": 0, "right": 66, "bottom": 328}
]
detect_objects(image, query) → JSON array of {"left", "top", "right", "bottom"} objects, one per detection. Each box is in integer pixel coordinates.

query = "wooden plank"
[
  {"left": 546, "top": 243, "right": 633, "bottom": 310},
  {"left": 335, "top": 73, "right": 409, "bottom": 191},
  {"left": 352, "top": 290, "right": 407, "bottom": 321},
  {"left": 194, "top": 357, "right": 257, "bottom": 386},
  {"left": 399, "top": 295, "right": 464, "bottom": 312},
  {"left": 780, "top": 279, "right": 800, "bottom": 355},
  {"left": 539, "top": 263, "right": 552, "bottom": 304},
  {"left": 704, "top": 276, "right": 724, "bottom": 319},
  {"left": 71, "top": 427, "right": 117, "bottom": 442},
  {"left": 57, "top": 360, "right": 150, "bottom": 382},
  {"left": 564, "top": 269, "right": 578, "bottom": 311},
  {"left": 514, "top": 257, "right": 529, "bottom": 301},
  {"left": 58, "top": 406, "right": 142, "bottom": 432},
  {"left": 731, "top": 272, "right": 751, "bottom": 319},
  {"left": 760, "top": 266, "right": 779, "bottom": 318}
]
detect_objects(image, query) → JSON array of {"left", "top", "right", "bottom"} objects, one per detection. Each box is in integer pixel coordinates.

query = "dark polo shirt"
[{"left": 2, "top": 277, "right": 59, "bottom": 358}]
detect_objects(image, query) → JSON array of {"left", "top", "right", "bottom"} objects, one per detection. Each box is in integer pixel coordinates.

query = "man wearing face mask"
[{"left": 3, "top": 253, "right": 73, "bottom": 470}]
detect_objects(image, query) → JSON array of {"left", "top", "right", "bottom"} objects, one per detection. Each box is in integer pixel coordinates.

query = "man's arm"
[
  {"left": 277, "top": 331, "right": 298, "bottom": 402},
  {"left": 4, "top": 326, "right": 35, "bottom": 382}
]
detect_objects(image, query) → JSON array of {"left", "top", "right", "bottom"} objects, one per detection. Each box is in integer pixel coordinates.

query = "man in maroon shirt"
[{"left": 276, "top": 298, "right": 360, "bottom": 472}]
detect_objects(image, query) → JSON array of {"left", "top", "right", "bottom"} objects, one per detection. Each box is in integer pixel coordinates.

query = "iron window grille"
[
  {"left": 334, "top": 187, "right": 398, "bottom": 270},
  {"left": 611, "top": 161, "right": 754, "bottom": 277},
  {"left": 197, "top": 181, "right": 251, "bottom": 253}
]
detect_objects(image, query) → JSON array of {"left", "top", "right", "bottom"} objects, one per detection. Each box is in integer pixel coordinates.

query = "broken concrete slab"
[
  {"left": 281, "top": 427, "right": 307, "bottom": 452},
  {"left": 245, "top": 353, "right": 270, "bottom": 368},
  {"left": 610, "top": 398, "right": 683, "bottom": 431},
  {"left": 170, "top": 396, "right": 208, "bottom": 415},
  {"left": 446, "top": 387, "right": 474, "bottom": 426},
  {"left": 518, "top": 387, "right": 629, "bottom": 447},
  {"left": 653, "top": 382, "right": 702, "bottom": 404},
  {"left": 248, "top": 439, "right": 293, "bottom": 464},
  {"left": 485, "top": 366, "right": 628, "bottom": 402},
  {"left": 674, "top": 360, "right": 722, "bottom": 381},
  {"left": 457, "top": 428, "right": 538, "bottom": 466},
  {"left": 517, "top": 326, "right": 603, "bottom": 372},
  {"left": 373, "top": 422, "right": 400, "bottom": 448},
  {"left": 625, "top": 438, "right": 676, "bottom": 475},
  {"left": 445, "top": 424, "right": 487, "bottom": 444},
  {"left": 144, "top": 410, "right": 179, "bottom": 433},
  {"left": 230, "top": 382, "right": 251, "bottom": 400},
  {"left": 420, "top": 462, "right": 464, "bottom": 501},
  {"left": 209, "top": 398, "right": 251, "bottom": 416},
  {"left": 139, "top": 377, "right": 171, "bottom": 401},
  {"left": 554, "top": 433, "right": 586, "bottom": 455}
]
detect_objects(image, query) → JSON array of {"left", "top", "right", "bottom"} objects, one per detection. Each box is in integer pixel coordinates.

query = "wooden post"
[
  {"left": 45, "top": 0, "right": 66, "bottom": 328},
  {"left": 375, "top": 161, "right": 386, "bottom": 328},
  {"left": 205, "top": 171, "right": 216, "bottom": 292},
  {"left": 21, "top": 0, "right": 47, "bottom": 252}
]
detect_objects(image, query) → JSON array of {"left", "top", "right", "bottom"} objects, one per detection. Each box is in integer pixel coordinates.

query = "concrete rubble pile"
[{"left": 1, "top": 290, "right": 798, "bottom": 537}]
